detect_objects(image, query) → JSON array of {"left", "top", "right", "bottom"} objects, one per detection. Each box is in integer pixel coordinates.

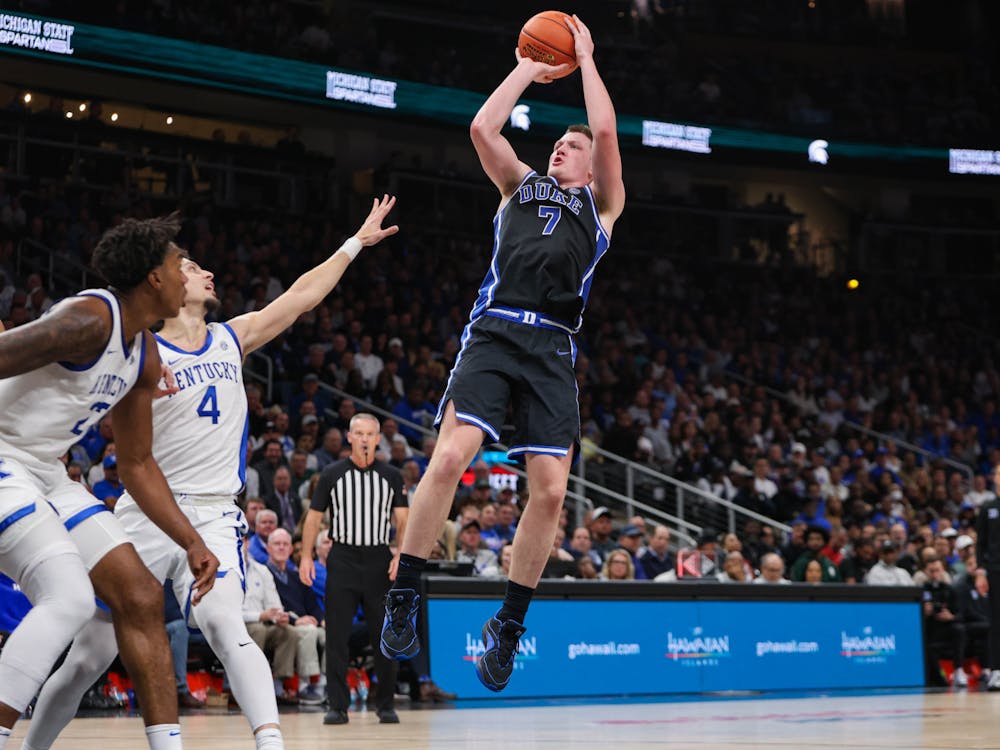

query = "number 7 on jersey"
[{"left": 538, "top": 206, "right": 561, "bottom": 235}]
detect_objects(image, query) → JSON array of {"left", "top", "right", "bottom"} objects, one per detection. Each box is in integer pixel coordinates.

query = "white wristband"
[{"left": 335, "top": 237, "right": 363, "bottom": 261}]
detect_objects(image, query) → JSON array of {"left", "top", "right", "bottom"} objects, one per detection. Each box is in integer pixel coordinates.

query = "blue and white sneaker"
[
  {"left": 475, "top": 616, "right": 526, "bottom": 692},
  {"left": 380, "top": 588, "right": 421, "bottom": 660}
]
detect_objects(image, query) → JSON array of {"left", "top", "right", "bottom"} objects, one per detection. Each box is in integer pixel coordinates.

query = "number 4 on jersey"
[{"left": 196, "top": 385, "right": 221, "bottom": 424}]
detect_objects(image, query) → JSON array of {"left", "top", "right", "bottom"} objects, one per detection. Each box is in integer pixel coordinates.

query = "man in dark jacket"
[{"left": 974, "top": 463, "right": 1000, "bottom": 690}]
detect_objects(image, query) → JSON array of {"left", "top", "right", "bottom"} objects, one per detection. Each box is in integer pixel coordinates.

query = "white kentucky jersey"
[
  {"left": 151, "top": 322, "right": 247, "bottom": 495},
  {"left": 0, "top": 288, "right": 146, "bottom": 472}
]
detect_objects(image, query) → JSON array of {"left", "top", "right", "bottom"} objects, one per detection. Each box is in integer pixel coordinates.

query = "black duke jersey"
[{"left": 470, "top": 171, "right": 610, "bottom": 331}]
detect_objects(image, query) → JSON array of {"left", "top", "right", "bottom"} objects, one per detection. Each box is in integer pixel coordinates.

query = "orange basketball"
[{"left": 518, "top": 11, "right": 578, "bottom": 79}]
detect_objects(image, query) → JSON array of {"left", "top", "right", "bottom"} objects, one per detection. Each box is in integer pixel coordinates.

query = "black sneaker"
[
  {"left": 380, "top": 589, "right": 421, "bottom": 660},
  {"left": 377, "top": 707, "right": 400, "bottom": 724},
  {"left": 323, "top": 709, "right": 349, "bottom": 725},
  {"left": 475, "top": 616, "right": 526, "bottom": 692}
]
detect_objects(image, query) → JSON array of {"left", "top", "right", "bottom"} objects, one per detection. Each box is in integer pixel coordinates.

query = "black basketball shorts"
[{"left": 435, "top": 315, "right": 580, "bottom": 458}]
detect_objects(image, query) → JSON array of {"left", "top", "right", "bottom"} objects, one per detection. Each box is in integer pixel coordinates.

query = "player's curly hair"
[{"left": 91, "top": 214, "right": 181, "bottom": 293}]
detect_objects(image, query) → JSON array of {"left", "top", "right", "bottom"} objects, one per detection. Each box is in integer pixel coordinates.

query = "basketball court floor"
[{"left": 13, "top": 689, "right": 997, "bottom": 749}]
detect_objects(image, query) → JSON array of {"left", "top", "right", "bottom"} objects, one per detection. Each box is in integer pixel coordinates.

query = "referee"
[
  {"left": 975, "top": 462, "right": 1000, "bottom": 691},
  {"left": 300, "top": 412, "right": 408, "bottom": 725}
]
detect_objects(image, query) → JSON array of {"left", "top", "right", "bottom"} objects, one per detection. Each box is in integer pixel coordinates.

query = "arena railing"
[
  {"left": 0, "top": 117, "right": 314, "bottom": 212},
  {"left": 16, "top": 238, "right": 94, "bottom": 296},
  {"left": 722, "top": 369, "right": 975, "bottom": 483},
  {"left": 576, "top": 442, "right": 792, "bottom": 538},
  {"left": 304, "top": 380, "right": 697, "bottom": 547},
  {"left": 269, "top": 369, "right": 800, "bottom": 546}
]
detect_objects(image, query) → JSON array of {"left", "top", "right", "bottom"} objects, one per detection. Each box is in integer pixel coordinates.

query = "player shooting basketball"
[{"left": 381, "top": 13, "right": 625, "bottom": 692}]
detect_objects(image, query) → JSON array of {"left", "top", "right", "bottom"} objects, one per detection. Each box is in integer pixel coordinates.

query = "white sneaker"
[
  {"left": 954, "top": 667, "right": 968, "bottom": 687},
  {"left": 988, "top": 670, "right": 1000, "bottom": 691}
]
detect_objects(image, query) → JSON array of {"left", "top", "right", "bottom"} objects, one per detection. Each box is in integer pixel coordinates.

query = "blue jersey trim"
[
  {"left": 0, "top": 503, "right": 35, "bottom": 535},
  {"left": 507, "top": 444, "right": 570, "bottom": 457},
  {"left": 435, "top": 323, "right": 473, "bottom": 426},
  {"left": 109, "top": 291, "right": 130, "bottom": 354},
  {"left": 469, "top": 170, "right": 536, "bottom": 322},
  {"left": 576, "top": 224, "right": 611, "bottom": 328},
  {"left": 155, "top": 329, "right": 214, "bottom": 356},
  {"left": 219, "top": 321, "right": 244, "bottom": 360},
  {"left": 236, "top": 527, "right": 247, "bottom": 594},
  {"left": 134, "top": 330, "right": 147, "bottom": 388},
  {"left": 583, "top": 184, "right": 611, "bottom": 243},
  {"left": 454, "top": 411, "right": 500, "bottom": 442},
  {"left": 63, "top": 504, "right": 111, "bottom": 532},
  {"left": 469, "top": 215, "right": 503, "bottom": 321},
  {"left": 238, "top": 413, "right": 249, "bottom": 491}
]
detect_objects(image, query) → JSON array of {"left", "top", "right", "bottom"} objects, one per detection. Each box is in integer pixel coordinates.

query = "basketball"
[{"left": 518, "top": 11, "right": 578, "bottom": 78}]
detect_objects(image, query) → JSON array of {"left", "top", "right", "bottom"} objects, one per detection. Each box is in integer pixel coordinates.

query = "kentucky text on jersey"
[
  {"left": 173, "top": 361, "right": 241, "bottom": 391},
  {"left": 87, "top": 373, "right": 129, "bottom": 398},
  {"left": 517, "top": 181, "right": 584, "bottom": 215}
]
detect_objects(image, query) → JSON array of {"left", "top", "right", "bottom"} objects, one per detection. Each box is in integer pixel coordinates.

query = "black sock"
[
  {"left": 497, "top": 580, "right": 534, "bottom": 624},
  {"left": 393, "top": 553, "right": 426, "bottom": 591}
]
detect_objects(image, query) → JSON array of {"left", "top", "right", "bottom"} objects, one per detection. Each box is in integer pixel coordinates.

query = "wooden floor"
[{"left": 13, "top": 690, "right": 1000, "bottom": 749}]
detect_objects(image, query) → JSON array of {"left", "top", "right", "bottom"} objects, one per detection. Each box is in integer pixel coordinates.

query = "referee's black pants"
[
  {"left": 988, "top": 572, "right": 1000, "bottom": 669},
  {"left": 325, "top": 543, "right": 398, "bottom": 713}
]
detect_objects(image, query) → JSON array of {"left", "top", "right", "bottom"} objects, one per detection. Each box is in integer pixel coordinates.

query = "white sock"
[
  {"left": 0, "top": 726, "right": 11, "bottom": 750},
  {"left": 254, "top": 727, "right": 284, "bottom": 750},
  {"left": 145, "top": 724, "right": 182, "bottom": 750}
]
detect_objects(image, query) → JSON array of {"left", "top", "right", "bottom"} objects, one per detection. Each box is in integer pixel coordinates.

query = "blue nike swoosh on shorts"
[{"left": 556, "top": 349, "right": 571, "bottom": 356}]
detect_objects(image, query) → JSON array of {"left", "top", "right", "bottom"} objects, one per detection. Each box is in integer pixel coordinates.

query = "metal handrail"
[
  {"left": 16, "top": 238, "right": 94, "bottom": 293},
  {"left": 312, "top": 379, "right": 699, "bottom": 547},
  {"left": 722, "top": 370, "right": 974, "bottom": 481},
  {"left": 0, "top": 130, "right": 311, "bottom": 183},
  {"left": 842, "top": 421, "right": 974, "bottom": 482},
  {"left": 581, "top": 441, "right": 792, "bottom": 534},
  {"left": 244, "top": 350, "right": 274, "bottom": 403}
]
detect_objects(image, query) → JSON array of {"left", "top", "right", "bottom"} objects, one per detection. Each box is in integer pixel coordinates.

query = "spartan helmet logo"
[
  {"left": 510, "top": 104, "right": 531, "bottom": 132},
  {"left": 808, "top": 139, "right": 829, "bottom": 165}
]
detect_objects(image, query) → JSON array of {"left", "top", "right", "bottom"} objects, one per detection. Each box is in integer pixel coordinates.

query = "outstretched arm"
[
  {"left": 113, "top": 331, "right": 219, "bottom": 602},
  {"left": 0, "top": 296, "right": 110, "bottom": 377},
  {"left": 228, "top": 195, "right": 398, "bottom": 356},
  {"left": 470, "top": 54, "right": 569, "bottom": 199},
  {"left": 569, "top": 15, "right": 625, "bottom": 224}
]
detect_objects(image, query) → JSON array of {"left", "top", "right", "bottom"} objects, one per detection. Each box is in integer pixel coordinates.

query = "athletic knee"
[
  {"left": 104, "top": 574, "right": 163, "bottom": 622},
  {"left": 61, "top": 590, "right": 98, "bottom": 631},
  {"left": 62, "top": 639, "right": 114, "bottom": 683},
  {"left": 200, "top": 615, "right": 249, "bottom": 659},
  {"left": 27, "top": 561, "right": 96, "bottom": 627},
  {"left": 428, "top": 443, "right": 474, "bottom": 480},
  {"left": 529, "top": 480, "right": 566, "bottom": 509}
]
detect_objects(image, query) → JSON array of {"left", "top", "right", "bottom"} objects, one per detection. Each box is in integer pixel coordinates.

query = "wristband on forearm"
[{"left": 335, "top": 236, "right": 363, "bottom": 261}]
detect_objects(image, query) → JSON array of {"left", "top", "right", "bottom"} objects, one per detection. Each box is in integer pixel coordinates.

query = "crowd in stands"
[
  {"left": 2, "top": 54, "right": 999, "bottom": 695},
  {"left": 20, "top": 0, "right": 998, "bottom": 147},
  {"left": 2, "top": 133, "right": 998, "bottom": 534}
]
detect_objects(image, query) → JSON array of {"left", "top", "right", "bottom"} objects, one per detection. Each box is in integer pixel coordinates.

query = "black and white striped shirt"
[{"left": 310, "top": 458, "right": 405, "bottom": 546}]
